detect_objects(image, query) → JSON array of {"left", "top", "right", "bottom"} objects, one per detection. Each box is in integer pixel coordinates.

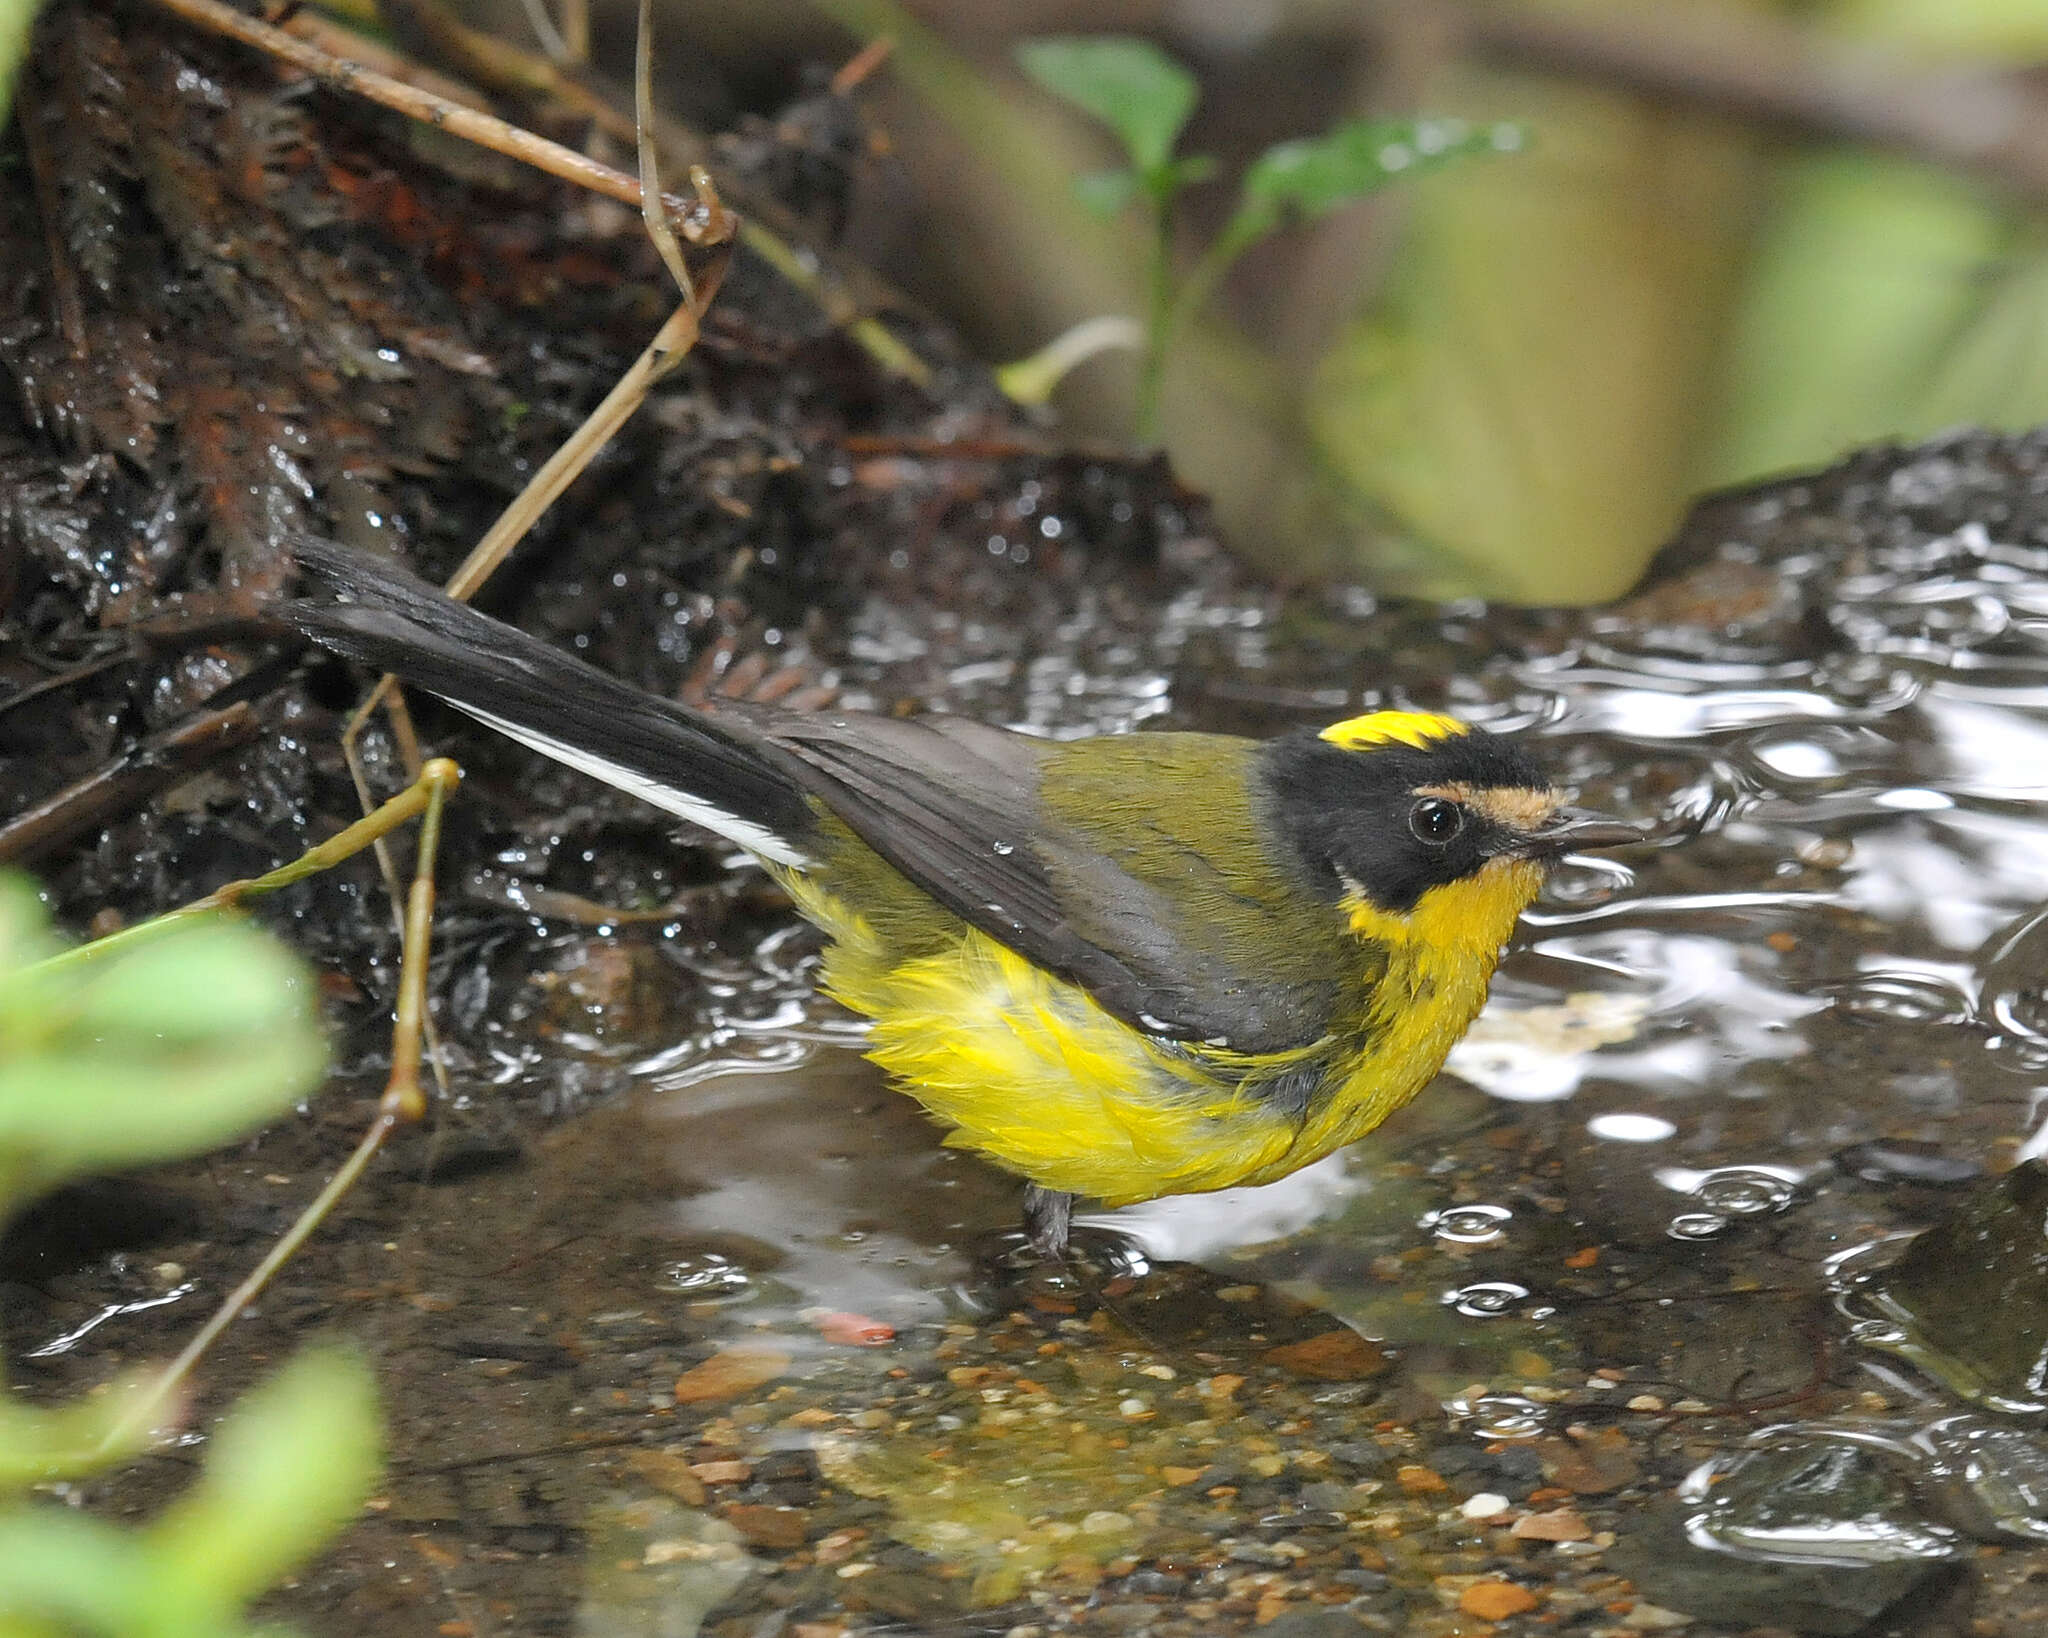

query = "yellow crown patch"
[{"left": 1319, "top": 710, "right": 1470, "bottom": 752}]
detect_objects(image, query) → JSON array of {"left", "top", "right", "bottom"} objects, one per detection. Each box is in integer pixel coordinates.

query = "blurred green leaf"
[
  {"left": 0, "top": 1350, "right": 375, "bottom": 1637},
  {"left": 68, "top": 919, "right": 314, "bottom": 1044},
  {"left": 1704, "top": 151, "right": 2045, "bottom": 485},
  {"left": 0, "top": 891, "right": 326, "bottom": 1202},
  {"left": 1072, "top": 168, "right": 1138, "bottom": 218},
  {"left": 144, "top": 1347, "right": 381, "bottom": 1616},
  {"left": 0, "top": 1371, "right": 169, "bottom": 1489},
  {"left": 1015, "top": 36, "right": 1197, "bottom": 179},
  {"left": 0, "top": 1507, "right": 148, "bottom": 1636},
  {"left": 1229, "top": 117, "right": 1523, "bottom": 249},
  {"left": 1307, "top": 72, "right": 1761, "bottom": 601},
  {"left": 0, "top": 876, "right": 59, "bottom": 976},
  {"left": 0, "top": 0, "right": 42, "bottom": 129}
]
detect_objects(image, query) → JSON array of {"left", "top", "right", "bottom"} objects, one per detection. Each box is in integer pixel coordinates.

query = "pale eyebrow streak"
[{"left": 1415, "top": 782, "right": 1561, "bottom": 831}]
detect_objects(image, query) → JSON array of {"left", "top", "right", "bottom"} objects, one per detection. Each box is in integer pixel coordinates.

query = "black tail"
[{"left": 286, "top": 538, "right": 818, "bottom": 865}]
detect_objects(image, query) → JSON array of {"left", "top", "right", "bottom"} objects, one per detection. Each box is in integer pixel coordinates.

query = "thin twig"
[
  {"left": 16, "top": 69, "right": 88, "bottom": 362},
  {"left": 441, "top": 277, "right": 726, "bottom": 601},
  {"left": 0, "top": 703, "right": 260, "bottom": 867},
  {"left": 634, "top": 0, "right": 692, "bottom": 304},
  {"left": 146, "top": 0, "right": 718, "bottom": 230}
]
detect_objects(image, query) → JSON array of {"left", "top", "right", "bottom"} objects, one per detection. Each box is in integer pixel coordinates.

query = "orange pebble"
[
  {"left": 1460, "top": 1580, "right": 1541, "bottom": 1621},
  {"left": 815, "top": 1311, "right": 896, "bottom": 1346}
]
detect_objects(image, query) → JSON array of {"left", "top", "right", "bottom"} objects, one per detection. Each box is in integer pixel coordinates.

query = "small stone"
[
  {"left": 1462, "top": 1492, "right": 1512, "bottom": 1520},
  {"left": 690, "top": 1460, "right": 753, "bottom": 1484},
  {"left": 623, "top": 1450, "right": 707, "bottom": 1505},
  {"left": 723, "top": 1504, "right": 808, "bottom": 1550},
  {"left": 1626, "top": 1394, "right": 1666, "bottom": 1412},
  {"left": 1396, "top": 1464, "right": 1449, "bottom": 1494},
  {"left": 1534, "top": 1427, "right": 1640, "bottom": 1494},
  {"left": 1512, "top": 1507, "right": 1593, "bottom": 1542},
  {"left": 1460, "top": 1580, "right": 1541, "bottom": 1620},
  {"left": 1162, "top": 1465, "right": 1207, "bottom": 1486},
  {"left": 1264, "top": 1329, "right": 1391, "bottom": 1382},
  {"left": 1623, "top": 1602, "right": 1694, "bottom": 1630},
  {"left": 673, "top": 1344, "right": 791, "bottom": 1404}
]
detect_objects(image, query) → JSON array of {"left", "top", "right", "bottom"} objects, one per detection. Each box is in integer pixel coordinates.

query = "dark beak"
[{"left": 1514, "top": 810, "right": 1645, "bottom": 860}]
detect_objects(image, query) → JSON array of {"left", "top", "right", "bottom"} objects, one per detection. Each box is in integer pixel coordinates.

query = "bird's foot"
[{"left": 1022, "top": 1185, "right": 1073, "bottom": 1259}]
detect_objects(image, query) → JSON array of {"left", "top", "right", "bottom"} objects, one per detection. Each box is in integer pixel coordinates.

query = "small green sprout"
[{"left": 1009, "top": 35, "right": 1523, "bottom": 439}]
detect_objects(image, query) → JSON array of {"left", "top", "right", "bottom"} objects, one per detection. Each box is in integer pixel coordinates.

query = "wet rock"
[
  {"left": 1609, "top": 1435, "right": 1963, "bottom": 1636},
  {"left": 1530, "top": 1427, "right": 1640, "bottom": 1495},
  {"left": 838, "top": 1567, "right": 963, "bottom": 1624},
  {"left": 1512, "top": 1507, "right": 1593, "bottom": 1542},
  {"left": 1459, "top": 1579, "right": 1541, "bottom": 1621},
  {"left": 674, "top": 1345, "right": 793, "bottom": 1404},
  {"left": 1832, "top": 1140, "right": 1981, "bottom": 1189},
  {"left": 625, "top": 1450, "right": 710, "bottom": 1505},
  {"left": 1859, "top": 1161, "right": 2048, "bottom": 1413},
  {"left": 576, "top": 1494, "right": 757, "bottom": 1638},
  {"left": 1685, "top": 1437, "right": 1960, "bottom": 1565},
  {"left": 1249, "top": 1610, "right": 1377, "bottom": 1637},
  {"left": 1262, "top": 1328, "right": 1391, "bottom": 1382},
  {"left": 1915, "top": 1415, "right": 2048, "bottom": 1543},
  {"left": 723, "top": 1504, "right": 809, "bottom": 1550}
]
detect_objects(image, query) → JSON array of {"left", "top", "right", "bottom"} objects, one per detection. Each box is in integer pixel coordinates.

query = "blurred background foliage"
[{"left": 498, "top": 0, "right": 2048, "bottom": 604}]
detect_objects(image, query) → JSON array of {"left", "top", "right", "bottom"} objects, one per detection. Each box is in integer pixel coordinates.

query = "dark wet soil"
[{"left": 14, "top": 7, "right": 2048, "bottom": 1638}]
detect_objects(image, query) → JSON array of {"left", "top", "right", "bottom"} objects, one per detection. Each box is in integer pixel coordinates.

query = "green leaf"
[
  {"left": 69, "top": 918, "right": 314, "bottom": 1043},
  {"left": 0, "top": 1507, "right": 150, "bottom": 1634},
  {"left": 0, "top": 898, "right": 326, "bottom": 1202},
  {"left": 1231, "top": 116, "right": 1524, "bottom": 247},
  {"left": 1015, "top": 36, "right": 1198, "bottom": 176},
  {"left": 0, "top": 1370, "right": 168, "bottom": 1489},
  {"left": 144, "top": 1347, "right": 381, "bottom": 1615},
  {"left": 1072, "top": 168, "right": 1138, "bottom": 218}
]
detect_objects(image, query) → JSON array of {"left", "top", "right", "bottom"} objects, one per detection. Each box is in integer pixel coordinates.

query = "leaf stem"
[{"left": 1136, "top": 191, "right": 1177, "bottom": 446}]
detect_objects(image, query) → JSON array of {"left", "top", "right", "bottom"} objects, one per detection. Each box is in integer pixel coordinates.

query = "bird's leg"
[{"left": 1022, "top": 1184, "right": 1075, "bottom": 1258}]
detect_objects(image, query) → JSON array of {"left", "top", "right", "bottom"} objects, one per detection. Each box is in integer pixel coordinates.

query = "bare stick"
[
  {"left": 0, "top": 704, "right": 260, "bottom": 869},
  {"left": 90, "top": 762, "right": 460, "bottom": 1458},
  {"left": 146, "top": 0, "right": 721, "bottom": 231},
  {"left": 635, "top": 0, "right": 693, "bottom": 305}
]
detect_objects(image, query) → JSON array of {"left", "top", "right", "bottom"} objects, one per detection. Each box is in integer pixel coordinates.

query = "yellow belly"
[{"left": 778, "top": 873, "right": 1505, "bottom": 1207}]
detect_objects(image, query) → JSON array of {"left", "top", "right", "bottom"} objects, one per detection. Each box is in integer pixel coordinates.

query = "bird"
[{"left": 286, "top": 538, "right": 1639, "bottom": 1256}]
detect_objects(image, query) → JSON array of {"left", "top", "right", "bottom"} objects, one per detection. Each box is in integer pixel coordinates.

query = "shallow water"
[{"left": 18, "top": 437, "right": 2048, "bottom": 1635}]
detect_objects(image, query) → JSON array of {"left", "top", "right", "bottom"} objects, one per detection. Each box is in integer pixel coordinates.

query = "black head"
[{"left": 1258, "top": 711, "right": 1631, "bottom": 926}]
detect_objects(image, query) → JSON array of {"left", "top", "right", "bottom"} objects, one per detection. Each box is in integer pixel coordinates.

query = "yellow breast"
[{"left": 774, "top": 855, "right": 1542, "bottom": 1208}]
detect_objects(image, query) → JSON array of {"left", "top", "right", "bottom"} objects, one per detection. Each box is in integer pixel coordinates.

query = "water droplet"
[
  {"left": 1668, "top": 1212, "right": 1730, "bottom": 1241},
  {"left": 657, "top": 1253, "right": 751, "bottom": 1301},
  {"left": 1445, "top": 1393, "right": 1549, "bottom": 1439},
  {"left": 1693, "top": 1167, "right": 1797, "bottom": 1217},
  {"left": 1445, "top": 1281, "right": 1529, "bottom": 1318},
  {"left": 1427, "top": 1203, "right": 1512, "bottom": 1244},
  {"left": 992, "top": 841, "right": 1014, "bottom": 856}
]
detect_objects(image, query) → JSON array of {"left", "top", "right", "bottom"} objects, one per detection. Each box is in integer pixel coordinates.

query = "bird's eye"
[{"left": 1409, "top": 798, "right": 1464, "bottom": 845}]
